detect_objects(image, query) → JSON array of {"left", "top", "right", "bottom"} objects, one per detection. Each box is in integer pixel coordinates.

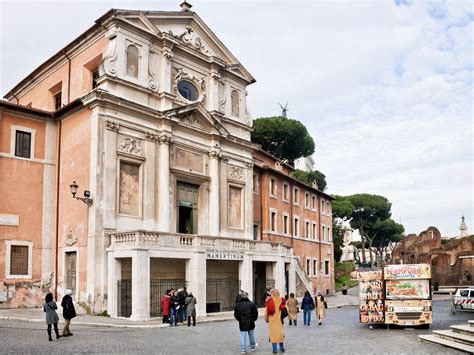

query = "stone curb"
[{"left": 0, "top": 315, "right": 235, "bottom": 329}]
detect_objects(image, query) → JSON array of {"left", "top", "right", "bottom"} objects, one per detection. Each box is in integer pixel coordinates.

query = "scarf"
[{"left": 266, "top": 296, "right": 286, "bottom": 316}]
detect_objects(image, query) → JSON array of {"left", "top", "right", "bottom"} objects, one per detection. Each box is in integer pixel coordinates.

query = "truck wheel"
[{"left": 419, "top": 324, "right": 430, "bottom": 329}]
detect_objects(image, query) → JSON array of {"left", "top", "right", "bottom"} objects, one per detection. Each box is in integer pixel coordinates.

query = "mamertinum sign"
[{"left": 206, "top": 249, "right": 244, "bottom": 261}]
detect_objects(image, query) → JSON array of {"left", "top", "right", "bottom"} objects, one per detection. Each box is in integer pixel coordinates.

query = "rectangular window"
[
  {"left": 92, "top": 69, "right": 99, "bottom": 89},
  {"left": 327, "top": 202, "right": 331, "bottom": 215},
  {"left": 306, "top": 259, "right": 311, "bottom": 275},
  {"left": 271, "top": 211, "right": 277, "bottom": 232},
  {"left": 15, "top": 131, "right": 31, "bottom": 158},
  {"left": 293, "top": 188, "right": 299, "bottom": 205},
  {"left": 305, "top": 221, "right": 310, "bottom": 238},
  {"left": 283, "top": 215, "right": 289, "bottom": 234},
  {"left": 325, "top": 260, "right": 330, "bottom": 275},
  {"left": 119, "top": 161, "right": 140, "bottom": 216},
  {"left": 283, "top": 183, "right": 289, "bottom": 202},
  {"left": 294, "top": 217, "right": 299, "bottom": 236},
  {"left": 65, "top": 251, "right": 77, "bottom": 295},
  {"left": 313, "top": 259, "right": 317, "bottom": 276},
  {"left": 312, "top": 195, "right": 316, "bottom": 210},
  {"left": 270, "top": 178, "right": 277, "bottom": 197},
  {"left": 313, "top": 223, "right": 317, "bottom": 240},
  {"left": 10, "top": 245, "right": 29, "bottom": 275},
  {"left": 53, "top": 91, "right": 62, "bottom": 110},
  {"left": 321, "top": 199, "right": 325, "bottom": 213},
  {"left": 305, "top": 193, "right": 310, "bottom": 208}
]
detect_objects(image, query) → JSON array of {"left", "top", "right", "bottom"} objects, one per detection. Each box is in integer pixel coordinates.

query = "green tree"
[
  {"left": 291, "top": 169, "right": 327, "bottom": 191},
  {"left": 366, "top": 218, "right": 404, "bottom": 263},
  {"left": 331, "top": 196, "right": 354, "bottom": 263},
  {"left": 333, "top": 194, "right": 391, "bottom": 264},
  {"left": 251, "top": 116, "right": 315, "bottom": 165}
]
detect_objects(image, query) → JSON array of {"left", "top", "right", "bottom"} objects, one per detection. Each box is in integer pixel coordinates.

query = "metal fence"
[
  {"left": 150, "top": 279, "right": 186, "bottom": 317},
  {"left": 117, "top": 280, "right": 132, "bottom": 318},
  {"left": 206, "top": 278, "right": 241, "bottom": 313}
]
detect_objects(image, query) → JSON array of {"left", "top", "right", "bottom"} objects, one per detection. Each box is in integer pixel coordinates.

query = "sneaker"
[
  {"left": 280, "top": 349, "right": 286, "bottom": 353},
  {"left": 250, "top": 343, "right": 258, "bottom": 351}
]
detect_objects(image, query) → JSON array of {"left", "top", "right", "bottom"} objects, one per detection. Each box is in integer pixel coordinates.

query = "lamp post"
[{"left": 69, "top": 181, "right": 93, "bottom": 206}]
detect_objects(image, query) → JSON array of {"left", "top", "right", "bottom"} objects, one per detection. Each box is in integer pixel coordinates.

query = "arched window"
[
  {"left": 126, "top": 45, "right": 139, "bottom": 78},
  {"left": 231, "top": 90, "right": 239, "bottom": 117}
]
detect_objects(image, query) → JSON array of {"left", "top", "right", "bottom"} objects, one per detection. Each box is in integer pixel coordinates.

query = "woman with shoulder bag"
[
  {"left": 314, "top": 291, "right": 326, "bottom": 325},
  {"left": 43, "top": 292, "right": 62, "bottom": 341},
  {"left": 301, "top": 291, "right": 314, "bottom": 326},
  {"left": 265, "top": 289, "right": 286, "bottom": 353}
]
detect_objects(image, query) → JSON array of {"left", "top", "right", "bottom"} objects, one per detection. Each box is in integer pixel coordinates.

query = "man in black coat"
[
  {"left": 61, "top": 289, "right": 76, "bottom": 336},
  {"left": 234, "top": 292, "right": 258, "bottom": 354},
  {"left": 169, "top": 290, "right": 179, "bottom": 326}
]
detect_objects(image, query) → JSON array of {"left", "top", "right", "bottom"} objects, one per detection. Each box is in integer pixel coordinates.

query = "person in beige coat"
[
  {"left": 286, "top": 293, "right": 298, "bottom": 326},
  {"left": 265, "top": 289, "right": 286, "bottom": 353},
  {"left": 315, "top": 292, "right": 327, "bottom": 325}
]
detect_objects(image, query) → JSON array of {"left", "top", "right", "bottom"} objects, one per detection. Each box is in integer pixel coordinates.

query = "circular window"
[{"left": 177, "top": 80, "right": 199, "bottom": 102}]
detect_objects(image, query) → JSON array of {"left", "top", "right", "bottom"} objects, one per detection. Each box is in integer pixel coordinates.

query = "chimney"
[{"left": 180, "top": 1, "right": 192, "bottom": 11}]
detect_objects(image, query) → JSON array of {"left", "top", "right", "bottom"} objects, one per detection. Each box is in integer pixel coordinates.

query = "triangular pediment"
[
  {"left": 113, "top": 10, "right": 255, "bottom": 84},
  {"left": 164, "top": 103, "right": 229, "bottom": 137}
]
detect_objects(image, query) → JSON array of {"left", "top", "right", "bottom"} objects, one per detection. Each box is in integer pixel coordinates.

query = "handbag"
[
  {"left": 297, "top": 307, "right": 300, "bottom": 313},
  {"left": 280, "top": 307, "right": 288, "bottom": 319},
  {"left": 324, "top": 301, "right": 328, "bottom": 309}
]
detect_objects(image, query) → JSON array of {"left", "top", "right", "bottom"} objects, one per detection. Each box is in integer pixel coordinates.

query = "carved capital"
[
  {"left": 159, "top": 135, "right": 171, "bottom": 145},
  {"left": 161, "top": 47, "right": 173, "bottom": 63},
  {"left": 105, "top": 120, "right": 120, "bottom": 132},
  {"left": 244, "top": 161, "right": 254, "bottom": 169},
  {"left": 208, "top": 149, "right": 221, "bottom": 159},
  {"left": 145, "top": 132, "right": 159, "bottom": 142}
]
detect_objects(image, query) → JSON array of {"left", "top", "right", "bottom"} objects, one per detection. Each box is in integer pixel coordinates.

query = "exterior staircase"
[
  {"left": 418, "top": 320, "right": 474, "bottom": 354},
  {"left": 295, "top": 258, "right": 313, "bottom": 295}
]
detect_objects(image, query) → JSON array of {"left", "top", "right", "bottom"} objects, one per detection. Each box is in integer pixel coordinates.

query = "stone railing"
[
  {"left": 109, "top": 230, "right": 294, "bottom": 256},
  {"left": 295, "top": 258, "right": 313, "bottom": 292}
]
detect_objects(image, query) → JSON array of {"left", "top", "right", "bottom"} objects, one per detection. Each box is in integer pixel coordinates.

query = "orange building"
[{"left": 253, "top": 150, "right": 335, "bottom": 296}]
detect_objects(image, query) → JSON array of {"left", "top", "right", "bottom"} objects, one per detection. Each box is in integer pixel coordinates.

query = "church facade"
[{"left": 1, "top": 4, "right": 332, "bottom": 319}]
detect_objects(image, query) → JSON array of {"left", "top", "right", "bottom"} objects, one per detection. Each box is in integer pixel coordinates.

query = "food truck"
[
  {"left": 384, "top": 264, "right": 432, "bottom": 327},
  {"left": 356, "top": 264, "right": 432, "bottom": 327}
]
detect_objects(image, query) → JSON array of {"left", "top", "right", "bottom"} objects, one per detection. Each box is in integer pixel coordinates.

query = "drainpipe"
[
  {"left": 318, "top": 195, "right": 322, "bottom": 289},
  {"left": 11, "top": 93, "right": 20, "bottom": 105},
  {"left": 54, "top": 119, "right": 62, "bottom": 299},
  {"left": 290, "top": 183, "right": 293, "bottom": 247}
]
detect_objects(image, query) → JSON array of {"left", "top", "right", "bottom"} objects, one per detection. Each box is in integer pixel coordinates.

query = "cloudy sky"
[{"left": 1, "top": 0, "right": 472, "bottom": 236}]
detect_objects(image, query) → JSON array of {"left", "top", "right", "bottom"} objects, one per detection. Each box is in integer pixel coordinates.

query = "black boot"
[
  {"left": 53, "top": 323, "right": 61, "bottom": 339},
  {"left": 47, "top": 329, "right": 53, "bottom": 341},
  {"left": 289, "top": 320, "right": 292, "bottom": 325},
  {"left": 294, "top": 320, "right": 297, "bottom": 326}
]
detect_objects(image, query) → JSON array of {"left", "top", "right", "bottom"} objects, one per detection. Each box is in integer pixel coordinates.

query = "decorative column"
[
  {"left": 274, "top": 259, "right": 285, "bottom": 294},
  {"left": 186, "top": 252, "right": 207, "bottom": 316},
  {"left": 288, "top": 258, "right": 296, "bottom": 296},
  {"left": 107, "top": 253, "right": 121, "bottom": 317},
  {"left": 208, "top": 67, "right": 220, "bottom": 112},
  {"left": 131, "top": 250, "right": 150, "bottom": 321},
  {"left": 158, "top": 134, "right": 171, "bottom": 232},
  {"left": 159, "top": 37, "right": 175, "bottom": 111},
  {"left": 208, "top": 148, "right": 220, "bottom": 236},
  {"left": 239, "top": 254, "right": 253, "bottom": 298}
]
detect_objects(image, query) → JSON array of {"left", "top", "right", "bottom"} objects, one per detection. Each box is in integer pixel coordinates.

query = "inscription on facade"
[
  {"left": 0, "top": 214, "right": 19, "bottom": 226},
  {"left": 175, "top": 148, "right": 204, "bottom": 172},
  {"left": 206, "top": 249, "right": 244, "bottom": 260}
]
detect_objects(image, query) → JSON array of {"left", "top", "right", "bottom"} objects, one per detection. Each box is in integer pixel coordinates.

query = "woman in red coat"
[{"left": 161, "top": 290, "right": 171, "bottom": 324}]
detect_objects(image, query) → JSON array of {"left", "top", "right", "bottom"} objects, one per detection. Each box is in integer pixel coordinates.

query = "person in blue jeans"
[
  {"left": 169, "top": 290, "right": 179, "bottom": 326},
  {"left": 234, "top": 292, "right": 258, "bottom": 354},
  {"left": 301, "top": 291, "right": 314, "bottom": 326}
]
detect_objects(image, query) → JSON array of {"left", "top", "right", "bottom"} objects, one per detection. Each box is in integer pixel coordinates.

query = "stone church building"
[{"left": 0, "top": 3, "right": 333, "bottom": 319}]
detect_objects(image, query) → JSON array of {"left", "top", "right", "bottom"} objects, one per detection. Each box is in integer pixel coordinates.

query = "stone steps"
[
  {"left": 419, "top": 334, "right": 474, "bottom": 354},
  {"left": 433, "top": 330, "right": 474, "bottom": 345},
  {"left": 451, "top": 324, "right": 474, "bottom": 336},
  {"left": 468, "top": 320, "right": 474, "bottom": 327}
]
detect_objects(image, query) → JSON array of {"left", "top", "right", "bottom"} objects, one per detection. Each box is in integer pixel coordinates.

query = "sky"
[{"left": 1, "top": 0, "right": 472, "bottom": 236}]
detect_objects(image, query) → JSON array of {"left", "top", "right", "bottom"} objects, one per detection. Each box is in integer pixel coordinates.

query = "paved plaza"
[{"left": 0, "top": 299, "right": 471, "bottom": 354}]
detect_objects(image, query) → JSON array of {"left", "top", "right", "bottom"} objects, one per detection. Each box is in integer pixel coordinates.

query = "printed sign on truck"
[
  {"left": 384, "top": 264, "right": 431, "bottom": 280},
  {"left": 359, "top": 269, "right": 385, "bottom": 324}
]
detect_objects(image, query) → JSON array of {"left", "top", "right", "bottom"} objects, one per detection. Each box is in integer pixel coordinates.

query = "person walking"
[
  {"left": 286, "top": 293, "right": 298, "bottom": 326},
  {"left": 234, "top": 291, "right": 258, "bottom": 354},
  {"left": 315, "top": 292, "right": 327, "bottom": 325},
  {"left": 177, "top": 288, "right": 186, "bottom": 323},
  {"left": 265, "top": 289, "right": 286, "bottom": 353},
  {"left": 61, "top": 289, "right": 76, "bottom": 337},
  {"left": 182, "top": 287, "right": 189, "bottom": 322},
  {"left": 43, "top": 292, "right": 61, "bottom": 341},
  {"left": 161, "top": 290, "right": 171, "bottom": 324},
  {"left": 301, "top": 291, "right": 314, "bottom": 326},
  {"left": 185, "top": 292, "right": 197, "bottom": 326}
]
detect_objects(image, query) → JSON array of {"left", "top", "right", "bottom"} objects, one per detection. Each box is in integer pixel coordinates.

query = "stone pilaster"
[
  {"left": 158, "top": 134, "right": 171, "bottom": 232},
  {"left": 208, "top": 148, "right": 220, "bottom": 236},
  {"left": 131, "top": 250, "right": 150, "bottom": 321}
]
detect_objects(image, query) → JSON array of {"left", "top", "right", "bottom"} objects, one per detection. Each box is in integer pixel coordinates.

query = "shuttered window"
[
  {"left": 15, "top": 131, "right": 31, "bottom": 158},
  {"left": 10, "top": 245, "right": 29, "bottom": 275}
]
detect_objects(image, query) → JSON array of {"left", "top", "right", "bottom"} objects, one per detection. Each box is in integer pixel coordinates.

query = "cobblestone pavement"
[{"left": 0, "top": 300, "right": 471, "bottom": 354}]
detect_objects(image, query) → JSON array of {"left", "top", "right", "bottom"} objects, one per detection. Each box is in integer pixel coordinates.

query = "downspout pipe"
[{"left": 54, "top": 119, "right": 62, "bottom": 299}]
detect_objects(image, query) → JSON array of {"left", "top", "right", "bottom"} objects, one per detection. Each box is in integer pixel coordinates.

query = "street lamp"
[{"left": 69, "top": 181, "right": 93, "bottom": 207}]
